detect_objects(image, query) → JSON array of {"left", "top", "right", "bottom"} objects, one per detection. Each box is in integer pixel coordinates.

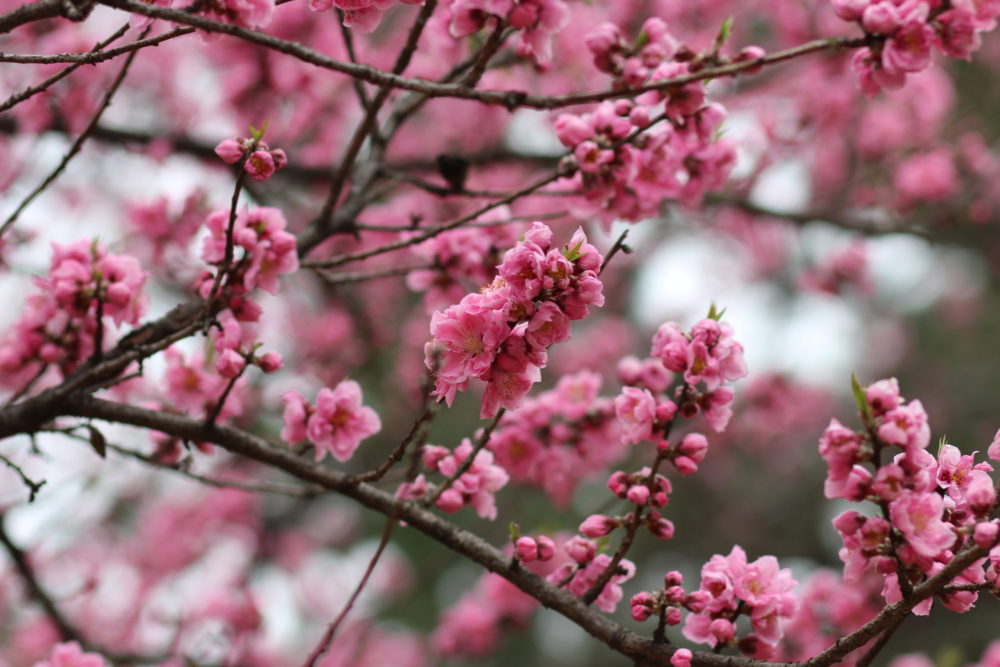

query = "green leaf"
[
  {"left": 707, "top": 303, "right": 726, "bottom": 321},
  {"left": 937, "top": 435, "right": 949, "bottom": 459},
  {"left": 633, "top": 29, "right": 650, "bottom": 51},
  {"left": 715, "top": 17, "right": 734, "bottom": 48},
  {"left": 562, "top": 239, "right": 586, "bottom": 262},
  {"left": 850, "top": 373, "right": 873, "bottom": 424},
  {"left": 248, "top": 120, "right": 270, "bottom": 142},
  {"left": 508, "top": 522, "right": 521, "bottom": 542}
]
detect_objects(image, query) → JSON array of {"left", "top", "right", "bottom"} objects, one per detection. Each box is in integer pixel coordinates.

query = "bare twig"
[{"left": 1, "top": 27, "right": 148, "bottom": 237}]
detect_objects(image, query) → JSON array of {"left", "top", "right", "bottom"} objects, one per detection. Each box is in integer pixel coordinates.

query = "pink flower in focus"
[
  {"left": 889, "top": 490, "right": 955, "bottom": 558},
  {"left": 305, "top": 380, "right": 381, "bottom": 462}
]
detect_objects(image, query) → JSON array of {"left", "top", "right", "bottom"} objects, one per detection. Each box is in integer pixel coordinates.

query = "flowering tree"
[{"left": 2, "top": 0, "right": 1000, "bottom": 664}]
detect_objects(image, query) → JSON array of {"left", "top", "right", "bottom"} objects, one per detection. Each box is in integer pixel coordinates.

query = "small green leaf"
[
  {"left": 508, "top": 522, "right": 521, "bottom": 542},
  {"left": 707, "top": 303, "right": 726, "bottom": 321},
  {"left": 595, "top": 535, "right": 611, "bottom": 554},
  {"left": 717, "top": 17, "right": 734, "bottom": 46},
  {"left": 633, "top": 29, "right": 650, "bottom": 51},
  {"left": 248, "top": 120, "right": 270, "bottom": 142},
  {"left": 562, "top": 239, "right": 586, "bottom": 262},
  {"left": 850, "top": 373, "right": 873, "bottom": 424},
  {"left": 937, "top": 435, "right": 949, "bottom": 458}
]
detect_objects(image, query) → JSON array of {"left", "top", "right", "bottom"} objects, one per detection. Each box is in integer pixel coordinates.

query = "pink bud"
[
  {"left": 580, "top": 514, "right": 616, "bottom": 538},
  {"left": 679, "top": 432, "right": 708, "bottom": 461},
  {"left": 670, "top": 648, "right": 692, "bottom": 667},
  {"left": 664, "top": 570, "right": 683, "bottom": 587},
  {"left": 565, "top": 536, "right": 597, "bottom": 563},
  {"left": 215, "top": 139, "right": 244, "bottom": 164},
  {"left": 436, "top": 488, "right": 464, "bottom": 513},
  {"left": 656, "top": 400, "right": 678, "bottom": 422},
  {"left": 515, "top": 536, "right": 539, "bottom": 562},
  {"left": 257, "top": 351, "right": 283, "bottom": 373},
  {"left": 665, "top": 607, "right": 683, "bottom": 626},
  {"left": 673, "top": 456, "right": 698, "bottom": 475},
  {"left": 631, "top": 604, "right": 652, "bottom": 622},
  {"left": 627, "top": 485, "right": 650, "bottom": 506},
  {"left": 536, "top": 536, "right": 555, "bottom": 561},
  {"left": 975, "top": 521, "right": 1000, "bottom": 548},
  {"left": 710, "top": 618, "right": 735, "bottom": 643}
]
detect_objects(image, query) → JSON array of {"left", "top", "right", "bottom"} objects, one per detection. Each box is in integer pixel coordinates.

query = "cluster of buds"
[
  {"left": 630, "top": 570, "right": 687, "bottom": 624},
  {"left": 397, "top": 439, "right": 510, "bottom": 520},
  {"left": 607, "top": 468, "right": 671, "bottom": 507},
  {"left": 215, "top": 125, "right": 288, "bottom": 181},
  {"left": 514, "top": 535, "right": 556, "bottom": 563},
  {"left": 659, "top": 432, "right": 709, "bottom": 475}
]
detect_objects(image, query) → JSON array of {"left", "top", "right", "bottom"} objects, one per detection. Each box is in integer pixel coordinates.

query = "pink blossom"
[
  {"left": 889, "top": 490, "right": 955, "bottom": 558},
  {"left": 214, "top": 139, "right": 244, "bottom": 164},
  {"left": 882, "top": 19, "right": 935, "bottom": 74},
  {"left": 33, "top": 642, "right": 107, "bottom": 667},
  {"left": 670, "top": 648, "right": 693, "bottom": 667},
  {"left": 614, "top": 386, "right": 657, "bottom": 444},
  {"left": 305, "top": 380, "right": 382, "bottom": 462},
  {"left": 877, "top": 400, "right": 931, "bottom": 450},
  {"left": 280, "top": 391, "right": 310, "bottom": 444}
]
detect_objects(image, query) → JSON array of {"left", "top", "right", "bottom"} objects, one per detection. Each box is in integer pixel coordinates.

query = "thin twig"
[
  {"left": 422, "top": 408, "right": 505, "bottom": 508},
  {"left": 1, "top": 27, "right": 149, "bottom": 237},
  {"left": 301, "top": 509, "right": 400, "bottom": 667},
  {"left": 0, "top": 22, "right": 130, "bottom": 114},
  {"left": 0, "top": 452, "right": 45, "bottom": 501}
]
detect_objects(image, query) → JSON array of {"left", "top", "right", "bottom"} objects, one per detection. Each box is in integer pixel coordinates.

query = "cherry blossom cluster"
[
  {"left": 215, "top": 133, "right": 288, "bottom": 182},
  {"left": 445, "top": 0, "right": 570, "bottom": 63},
  {"left": 615, "top": 316, "right": 747, "bottom": 449},
  {"left": 549, "top": 19, "right": 739, "bottom": 221},
  {"left": 554, "top": 98, "right": 735, "bottom": 222},
  {"left": 0, "top": 240, "right": 147, "bottom": 385},
  {"left": 281, "top": 380, "right": 382, "bottom": 462},
  {"left": 486, "top": 370, "right": 623, "bottom": 507},
  {"left": 798, "top": 240, "right": 873, "bottom": 296},
  {"left": 579, "top": 472, "right": 676, "bottom": 541},
  {"left": 834, "top": 0, "right": 1000, "bottom": 95},
  {"left": 197, "top": 206, "right": 299, "bottom": 298},
  {"left": 638, "top": 545, "right": 798, "bottom": 659},
  {"left": 822, "top": 377, "right": 1000, "bottom": 615},
  {"left": 309, "top": 0, "right": 422, "bottom": 34},
  {"left": 397, "top": 437, "right": 510, "bottom": 519},
  {"left": 425, "top": 222, "right": 604, "bottom": 419}
]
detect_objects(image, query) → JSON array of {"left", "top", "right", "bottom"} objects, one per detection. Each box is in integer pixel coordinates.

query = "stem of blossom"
[
  {"left": 4, "top": 364, "right": 50, "bottom": 407},
  {"left": 582, "top": 392, "right": 686, "bottom": 605},
  {"left": 351, "top": 395, "right": 438, "bottom": 484},
  {"left": 0, "top": 28, "right": 147, "bottom": 238},
  {"left": 0, "top": 514, "right": 79, "bottom": 641},
  {"left": 302, "top": 509, "right": 400, "bottom": 667},
  {"left": 313, "top": 0, "right": 439, "bottom": 234},
  {"left": 0, "top": 452, "right": 45, "bottom": 501},
  {"left": 314, "top": 264, "right": 435, "bottom": 286},
  {"left": 600, "top": 229, "right": 631, "bottom": 275},
  {"left": 306, "top": 169, "right": 570, "bottom": 268},
  {"left": 204, "top": 355, "right": 250, "bottom": 427},
  {"left": 854, "top": 616, "right": 906, "bottom": 667},
  {"left": 92, "top": 279, "right": 105, "bottom": 363},
  {"left": 422, "top": 408, "right": 505, "bottom": 509},
  {"left": 209, "top": 171, "right": 247, "bottom": 300}
]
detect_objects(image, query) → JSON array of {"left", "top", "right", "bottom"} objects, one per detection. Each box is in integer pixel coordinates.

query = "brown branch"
[
  {"left": 0, "top": 513, "right": 80, "bottom": 642},
  {"left": 96, "top": 0, "right": 866, "bottom": 111}
]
